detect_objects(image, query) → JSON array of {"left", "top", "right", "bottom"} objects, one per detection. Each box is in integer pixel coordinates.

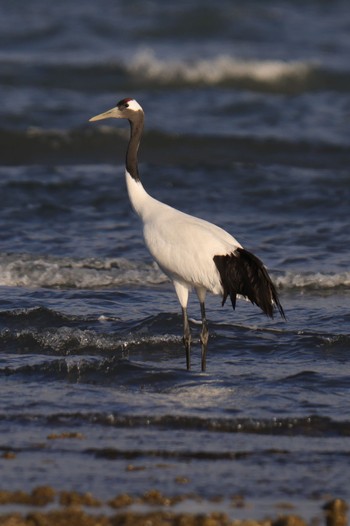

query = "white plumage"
[{"left": 90, "top": 98, "right": 285, "bottom": 371}]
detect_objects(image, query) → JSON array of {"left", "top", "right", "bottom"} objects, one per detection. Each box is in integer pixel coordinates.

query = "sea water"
[{"left": 0, "top": 0, "right": 349, "bottom": 521}]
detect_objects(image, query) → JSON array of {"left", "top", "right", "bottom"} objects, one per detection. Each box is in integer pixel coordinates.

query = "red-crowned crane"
[{"left": 90, "top": 98, "right": 285, "bottom": 372}]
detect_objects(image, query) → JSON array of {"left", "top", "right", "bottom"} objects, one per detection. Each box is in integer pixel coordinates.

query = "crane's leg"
[
  {"left": 182, "top": 306, "right": 191, "bottom": 370},
  {"left": 173, "top": 281, "right": 191, "bottom": 370},
  {"left": 200, "top": 302, "right": 209, "bottom": 372},
  {"left": 196, "top": 287, "right": 209, "bottom": 372}
]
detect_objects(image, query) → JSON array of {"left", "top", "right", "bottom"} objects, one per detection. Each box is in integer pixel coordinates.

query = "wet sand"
[{"left": 0, "top": 487, "right": 347, "bottom": 526}]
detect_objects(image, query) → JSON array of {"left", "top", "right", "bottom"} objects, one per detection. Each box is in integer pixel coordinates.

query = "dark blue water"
[{"left": 0, "top": 0, "right": 349, "bottom": 521}]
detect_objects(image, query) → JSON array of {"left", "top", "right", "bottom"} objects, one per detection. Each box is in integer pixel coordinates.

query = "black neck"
[{"left": 126, "top": 114, "right": 144, "bottom": 182}]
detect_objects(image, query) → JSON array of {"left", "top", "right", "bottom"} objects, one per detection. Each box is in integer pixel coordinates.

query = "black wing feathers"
[{"left": 213, "top": 248, "right": 285, "bottom": 319}]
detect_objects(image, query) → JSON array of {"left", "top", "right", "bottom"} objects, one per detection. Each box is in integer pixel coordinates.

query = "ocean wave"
[
  {"left": 128, "top": 50, "right": 316, "bottom": 91},
  {"left": 0, "top": 326, "right": 122, "bottom": 355},
  {"left": 122, "top": 50, "right": 350, "bottom": 93},
  {"left": 81, "top": 413, "right": 350, "bottom": 437},
  {"left": 0, "top": 410, "right": 349, "bottom": 438},
  {"left": 2, "top": 49, "right": 349, "bottom": 94},
  {"left": 276, "top": 271, "right": 350, "bottom": 290},
  {"left": 95, "top": 49, "right": 348, "bottom": 94},
  {"left": 0, "top": 310, "right": 179, "bottom": 360},
  {"left": 0, "top": 355, "right": 133, "bottom": 384},
  {"left": 0, "top": 253, "right": 348, "bottom": 292},
  {"left": 0, "top": 253, "right": 165, "bottom": 289},
  {"left": 86, "top": 414, "right": 350, "bottom": 439}
]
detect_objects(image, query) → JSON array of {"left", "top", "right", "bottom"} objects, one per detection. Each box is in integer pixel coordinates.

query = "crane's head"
[{"left": 89, "top": 98, "right": 143, "bottom": 122}]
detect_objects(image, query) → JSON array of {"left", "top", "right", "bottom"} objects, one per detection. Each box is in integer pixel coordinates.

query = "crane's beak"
[{"left": 89, "top": 107, "right": 116, "bottom": 122}]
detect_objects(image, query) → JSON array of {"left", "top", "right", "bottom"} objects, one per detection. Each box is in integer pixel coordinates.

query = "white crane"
[{"left": 90, "top": 98, "right": 285, "bottom": 372}]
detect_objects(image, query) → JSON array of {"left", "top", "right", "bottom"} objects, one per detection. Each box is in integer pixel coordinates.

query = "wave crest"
[
  {"left": 128, "top": 49, "right": 313, "bottom": 90},
  {"left": 276, "top": 271, "right": 350, "bottom": 290},
  {"left": 0, "top": 253, "right": 165, "bottom": 289}
]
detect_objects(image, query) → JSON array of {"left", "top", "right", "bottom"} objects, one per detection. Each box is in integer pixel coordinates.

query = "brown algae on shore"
[
  {"left": 47, "top": 432, "right": 85, "bottom": 440},
  {"left": 59, "top": 490, "right": 101, "bottom": 507},
  {"left": 0, "top": 509, "right": 300, "bottom": 526},
  {"left": 0, "top": 488, "right": 347, "bottom": 526},
  {"left": 323, "top": 499, "right": 348, "bottom": 526},
  {"left": 0, "top": 487, "right": 56, "bottom": 506}
]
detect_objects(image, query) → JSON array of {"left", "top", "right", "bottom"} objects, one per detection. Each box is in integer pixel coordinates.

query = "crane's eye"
[
  {"left": 117, "top": 102, "right": 128, "bottom": 110},
  {"left": 117, "top": 98, "right": 132, "bottom": 110}
]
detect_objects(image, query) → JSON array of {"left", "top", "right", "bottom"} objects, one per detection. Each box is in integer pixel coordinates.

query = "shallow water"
[{"left": 0, "top": 0, "right": 349, "bottom": 521}]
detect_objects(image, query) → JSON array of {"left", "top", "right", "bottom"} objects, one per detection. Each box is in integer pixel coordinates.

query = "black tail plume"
[{"left": 213, "top": 248, "right": 285, "bottom": 319}]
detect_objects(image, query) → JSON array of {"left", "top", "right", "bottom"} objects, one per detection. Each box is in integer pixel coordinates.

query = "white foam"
[
  {"left": 3, "top": 326, "right": 179, "bottom": 355},
  {"left": 275, "top": 271, "right": 350, "bottom": 290},
  {"left": 127, "top": 49, "right": 312, "bottom": 86},
  {"left": 0, "top": 253, "right": 166, "bottom": 289}
]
